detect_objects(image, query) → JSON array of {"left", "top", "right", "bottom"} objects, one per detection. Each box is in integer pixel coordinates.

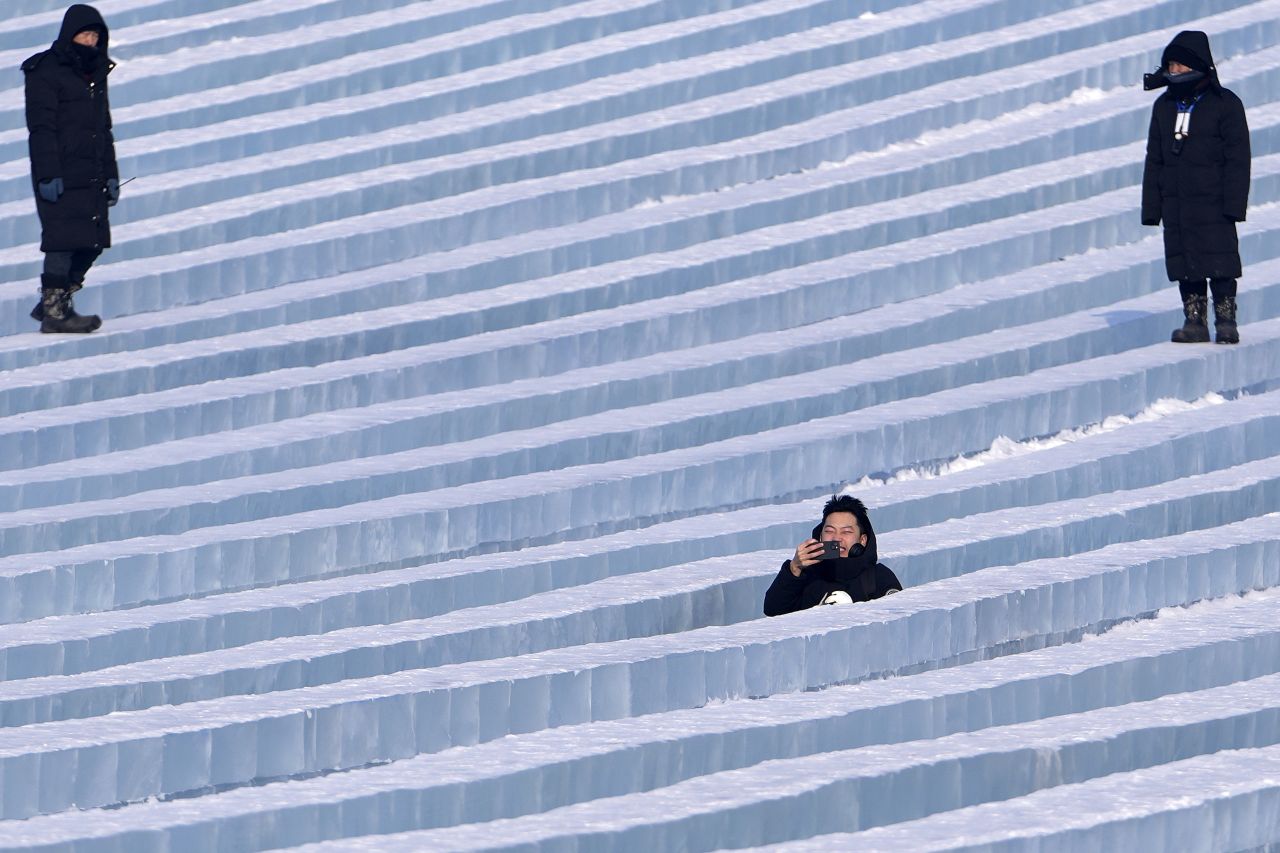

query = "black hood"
[
  {"left": 1162, "top": 31, "right": 1216, "bottom": 78},
  {"left": 810, "top": 514, "right": 879, "bottom": 566},
  {"left": 1146, "top": 30, "right": 1219, "bottom": 92},
  {"left": 55, "top": 4, "right": 109, "bottom": 55}
]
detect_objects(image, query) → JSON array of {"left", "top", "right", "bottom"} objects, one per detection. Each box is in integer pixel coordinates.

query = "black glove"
[
  {"left": 38, "top": 178, "right": 63, "bottom": 203},
  {"left": 106, "top": 178, "right": 119, "bottom": 207}
]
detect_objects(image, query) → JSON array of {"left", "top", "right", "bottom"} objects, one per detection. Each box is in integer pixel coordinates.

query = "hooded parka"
[
  {"left": 23, "top": 5, "right": 118, "bottom": 253},
  {"left": 1142, "top": 31, "right": 1250, "bottom": 282},
  {"left": 762, "top": 516, "right": 902, "bottom": 617}
]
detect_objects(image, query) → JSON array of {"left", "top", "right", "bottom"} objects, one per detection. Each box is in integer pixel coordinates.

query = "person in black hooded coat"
[
  {"left": 22, "top": 4, "right": 119, "bottom": 333},
  {"left": 1141, "top": 30, "right": 1250, "bottom": 345},
  {"left": 762, "top": 495, "right": 902, "bottom": 617}
]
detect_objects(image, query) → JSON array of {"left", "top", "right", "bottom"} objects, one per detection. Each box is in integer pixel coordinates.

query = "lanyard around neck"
[
  {"left": 1174, "top": 93, "right": 1204, "bottom": 138},
  {"left": 1172, "top": 92, "right": 1205, "bottom": 154}
]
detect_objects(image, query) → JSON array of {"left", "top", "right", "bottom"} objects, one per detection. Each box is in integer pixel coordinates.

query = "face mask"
[
  {"left": 1143, "top": 67, "right": 1206, "bottom": 92},
  {"left": 1166, "top": 69, "right": 1206, "bottom": 98},
  {"left": 71, "top": 41, "right": 99, "bottom": 70}
]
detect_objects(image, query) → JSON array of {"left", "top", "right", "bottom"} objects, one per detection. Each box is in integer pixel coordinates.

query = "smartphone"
[{"left": 817, "top": 541, "right": 841, "bottom": 560}]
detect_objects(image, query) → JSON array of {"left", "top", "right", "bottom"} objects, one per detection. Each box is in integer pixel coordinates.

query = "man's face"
[
  {"left": 821, "top": 511, "right": 868, "bottom": 558},
  {"left": 1167, "top": 60, "right": 1193, "bottom": 75},
  {"left": 73, "top": 29, "right": 100, "bottom": 48}
]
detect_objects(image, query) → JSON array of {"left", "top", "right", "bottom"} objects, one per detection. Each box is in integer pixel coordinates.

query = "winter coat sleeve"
[
  {"left": 24, "top": 67, "right": 61, "bottom": 184},
  {"left": 1141, "top": 107, "right": 1163, "bottom": 226},
  {"left": 1221, "top": 94, "right": 1250, "bottom": 222},
  {"left": 103, "top": 89, "right": 119, "bottom": 182},
  {"left": 762, "top": 561, "right": 808, "bottom": 616}
]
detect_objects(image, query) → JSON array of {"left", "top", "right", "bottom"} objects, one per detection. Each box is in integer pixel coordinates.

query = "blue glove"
[
  {"left": 106, "top": 178, "right": 119, "bottom": 207},
  {"left": 38, "top": 177, "right": 63, "bottom": 203}
]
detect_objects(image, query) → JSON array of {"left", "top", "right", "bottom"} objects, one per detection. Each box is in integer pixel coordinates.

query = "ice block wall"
[{"left": 0, "top": 0, "right": 1277, "bottom": 850}]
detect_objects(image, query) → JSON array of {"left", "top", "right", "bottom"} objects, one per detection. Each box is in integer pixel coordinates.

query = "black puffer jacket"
[
  {"left": 23, "top": 4, "right": 118, "bottom": 252},
  {"left": 1141, "top": 31, "right": 1250, "bottom": 282},
  {"left": 762, "top": 519, "right": 902, "bottom": 617}
]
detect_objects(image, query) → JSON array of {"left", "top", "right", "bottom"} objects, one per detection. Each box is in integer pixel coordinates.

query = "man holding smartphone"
[{"left": 762, "top": 495, "right": 903, "bottom": 616}]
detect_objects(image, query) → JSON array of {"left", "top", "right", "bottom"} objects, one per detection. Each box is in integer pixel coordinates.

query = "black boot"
[
  {"left": 1214, "top": 296, "right": 1239, "bottom": 344},
  {"left": 29, "top": 279, "right": 81, "bottom": 323},
  {"left": 1171, "top": 292, "right": 1210, "bottom": 343},
  {"left": 39, "top": 275, "right": 101, "bottom": 334}
]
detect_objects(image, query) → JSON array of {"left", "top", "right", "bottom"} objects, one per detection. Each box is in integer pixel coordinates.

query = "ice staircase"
[{"left": 0, "top": 0, "right": 1278, "bottom": 849}]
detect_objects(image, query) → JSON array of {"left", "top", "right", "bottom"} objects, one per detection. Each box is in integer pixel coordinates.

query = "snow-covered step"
[
  {"left": 10, "top": 51, "right": 1280, "bottom": 350},
  {"left": 0, "top": 0, "right": 299, "bottom": 53},
  {"left": 0, "top": 226, "right": 1191, "bottom": 505},
  {"left": 0, "top": 0, "right": 750, "bottom": 115},
  {"left": 0, "top": 0, "right": 1091, "bottom": 204},
  {"left": 7, "top": 268, "right": 1280, "bottom": 558},
  {"left": 0, "top": 227, "right": 1218, "bottom": 510},
  {"left": 782, "top": 745, "right": 1280, "bottom": 852},
  {"left": 0, "top": 0, "right": 1243, "bottom": 248},
  {"left": 5, "top": 447, "right": 1280, "bottom": 726},
  {"left": 0, "top": 155, "right": 1194, "bottom": 380},
  {"left": 0, "top": 515, "right": 1274, "bottom": 819},
  {"left": 4, "top": 0, "right": 1272, "bottom": 309},
  {"left": 11, "top": 65, "right": 1278, "bottom": 340},
  {"left": 0, "top": 98, "right": 1176, "bottom": 306},
  {"left": 20, "top": 16, "right": 1280, "bottom": 270},
  {"left": 0, "top": 0, "right": 1144, "bottom": 178},
  {"left": 0, "top": 116, "right": 1187, "bottom": 386},
  {"left": 288, "top": 671, "right": 1280, "bottom": 851},
  {"left": 0, "top": 86, "right": 1161, "bottom": 283},
  {"left": 7, "top": 0, "right": 1215, "bottom": 164},
  {"left": 0, "top": 388, "right": 1265, "bottom": 682},
  {"left": 3, "top": 317, "right": 1277, "bottom": 623},
  {"left": 0, "top": 0, "right": 499, "bottom": 59},
  {"left": 3, "top": 588, "right": 1277, "bottom": 850},
  {"left": 16, "top": 119, "right": 1280, "bottom": 343},
  {"left": 9, "top": 163, "right": 1280, "bottom": 473}
]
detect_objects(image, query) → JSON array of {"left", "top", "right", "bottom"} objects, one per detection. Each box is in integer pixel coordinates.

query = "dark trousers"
[
  {"left": 43, "top": 249, "right": 102, "bottom": 286},
  {"left": 1179, "top": 277, "right": 1237, "bottom": 300}
]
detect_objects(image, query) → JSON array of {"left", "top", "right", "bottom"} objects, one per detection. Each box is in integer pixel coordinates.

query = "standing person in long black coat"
[
  {"left": 1142, "top": 31, "right": 1250, "bottom": 345},
  {"left": 23, "top": 4, "right": 120, "bottom": 334}
]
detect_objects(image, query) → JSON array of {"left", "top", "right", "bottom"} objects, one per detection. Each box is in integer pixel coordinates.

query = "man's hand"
[
  {"left": 38, "top": 177, "right": 63, "bottom": 203},
  {"left": 105, "top": 178, "right": 119, "bottom": 207},
  {"left": 790, "top": 539, "right": 824, "bottom": 576}
]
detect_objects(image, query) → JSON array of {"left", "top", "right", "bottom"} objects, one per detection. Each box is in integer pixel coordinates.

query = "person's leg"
[
  {"left": 1210, "top": 277, "right": 1239, "bottom": 344},
  {"left": 63, "top": 248, "right": 103, "bottom": 327},
  {"left": 1171, "top": 279, "right": 1211, "bottom": 343},
  {"left": 42, "top": 251, "right": 75, "bottom": 279},
  {"left": 66, "top": 248, "right": 101, "bottom": 291}
]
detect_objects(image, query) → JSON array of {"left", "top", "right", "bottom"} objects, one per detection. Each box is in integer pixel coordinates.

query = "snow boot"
[
  {"left": 29, "top": 279, "right": 82, "bottom": 323},
  {"left": 39, "top": 275, "right": 101, "bottom": 333},
  {"left": 1171, "top": 292, "right": 1210, "bottom": 343},
  {"left": 1214, "top": 296, "right": 1239, "bottom": 344}
]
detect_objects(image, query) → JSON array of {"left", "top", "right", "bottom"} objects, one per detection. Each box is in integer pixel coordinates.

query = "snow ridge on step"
[
  {"left": 7, "top": 447, "right": 1280, "bottom": 726},
  {"left": 0, "top": 514, "right": 1275, "bottom": 819},
  {"left": 0, "top": 387, "right": 1260, "bottom": 684},
  {"left": 2, "top": 589, "right": 1276, "bottom": 851},
  {"left": 2, "top": 318, "right": 1278, "bottom": 624},
  {"left": 4, "top": 271, "right": 1280, "bottom": 564},
  {"left": 783, "top": 747, "right": 1280, "bottom": 851},
  {"left": 292, "top": 670, "right": 1280, "bottom": 851},
  {"left": 5, "top": 0, "right": 1275, "bottom": 321}
]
